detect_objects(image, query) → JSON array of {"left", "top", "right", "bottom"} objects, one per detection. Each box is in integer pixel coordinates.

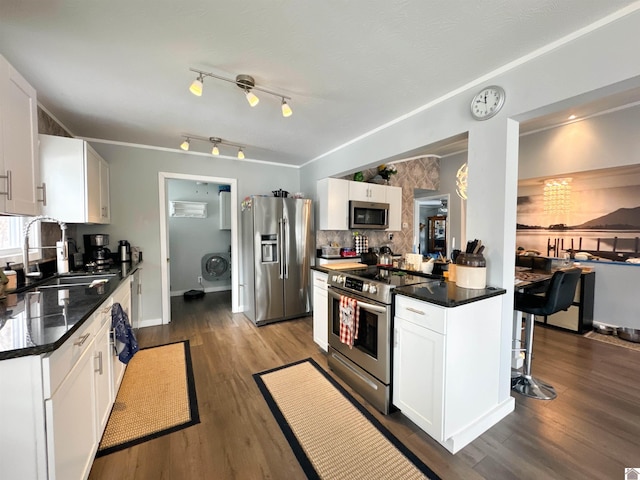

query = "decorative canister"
[{"left": 455, "top": 253, "right": 487, "bottom": 289}]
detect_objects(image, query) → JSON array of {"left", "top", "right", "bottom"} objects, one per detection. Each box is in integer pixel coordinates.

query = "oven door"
[{"left": 327, "top": 286, "right": 391, "bottom": 383}]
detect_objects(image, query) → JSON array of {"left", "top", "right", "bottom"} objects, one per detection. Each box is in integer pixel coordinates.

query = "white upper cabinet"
[
  {"left": 318, "top": 177, "right": 403, "bottom": 231},
  {"left": 349, "top": 181, "right": 386, "bottom": 203},
  {"left": 219, "top": 191, "right": 231, "bottom": 230},
  {"left": 0, "top": 55, "right": 42, "bottom": 215},
  {"left": 39, "top": 134, "right": 111, "bottom": 224},
  {"left": 386, "top": 185, "right": 402, "bottom": 231},
  {"left": 317, "top": 177, "right": 349, "bottom": 230}
]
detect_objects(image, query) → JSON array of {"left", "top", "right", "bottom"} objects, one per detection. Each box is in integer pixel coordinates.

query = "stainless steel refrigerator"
[{"left": 242, "top": 196, "right": 313, "bottom": 325}]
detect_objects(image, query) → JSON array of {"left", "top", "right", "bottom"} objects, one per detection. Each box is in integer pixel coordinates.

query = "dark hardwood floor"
[{"left": 89, "top": 291, "right": 640, "bottom": 479}]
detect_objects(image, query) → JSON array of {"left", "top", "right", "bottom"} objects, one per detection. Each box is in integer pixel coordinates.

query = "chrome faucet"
[{"left": 22, "top": 215, "right": 68, "bottom": 280}]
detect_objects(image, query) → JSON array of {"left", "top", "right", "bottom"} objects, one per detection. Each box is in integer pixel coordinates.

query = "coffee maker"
[{"left": 83, "top": 234, "right": 112, "bottom": 271}]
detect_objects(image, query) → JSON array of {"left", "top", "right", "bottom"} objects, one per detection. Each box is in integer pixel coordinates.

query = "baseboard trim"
[{"left": 170, "top": 285, "right": 231, "bottom": 297}]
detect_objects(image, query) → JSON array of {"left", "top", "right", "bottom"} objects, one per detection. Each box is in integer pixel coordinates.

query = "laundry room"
[{"left": 167, "top": 179, "right": 232, "bottom": 297}]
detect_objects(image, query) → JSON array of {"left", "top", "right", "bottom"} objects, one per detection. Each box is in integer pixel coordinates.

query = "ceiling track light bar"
[
  {"left": 180, "top": 135, "right": 246, "bottom": 159},
  {"left": 188, "top": 68, "right": 293, "bottom": 116}
]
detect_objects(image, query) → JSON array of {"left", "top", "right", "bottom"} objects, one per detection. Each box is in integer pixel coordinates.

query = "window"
[{"left": 0, "top": 216, "right": 41, "bottom": 267}]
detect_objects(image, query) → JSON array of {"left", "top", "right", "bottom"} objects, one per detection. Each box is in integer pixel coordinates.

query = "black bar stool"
[{"left": 513, "top": 267, "right": 582, "bottom": 400}]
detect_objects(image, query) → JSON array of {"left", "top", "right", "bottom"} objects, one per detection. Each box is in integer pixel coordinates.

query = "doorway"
[
  {"left": 158, "top": 172, "right": 240, "bottom": 325},
  {"left": 414, "top": 194, "right": 449, "bottom": 257}
]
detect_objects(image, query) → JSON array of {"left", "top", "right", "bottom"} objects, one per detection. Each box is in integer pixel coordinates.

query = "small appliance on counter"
[
  {"left": 83, "top": 234, "right": 113, "bottom": 272},
  {"left": 118, "top": 240, "right": 131, "bottom": 263}
]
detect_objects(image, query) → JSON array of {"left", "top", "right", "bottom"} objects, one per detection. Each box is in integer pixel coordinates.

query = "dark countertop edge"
[
  {"left": 394, "top": 284, "right": 507, "bottom": 308},
  {"left": 0, "top": 265, "right": 141, "bottom": 361}
]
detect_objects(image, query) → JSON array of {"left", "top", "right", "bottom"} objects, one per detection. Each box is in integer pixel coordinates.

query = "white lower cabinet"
[
  {"left": 0, "top": 278, "right": 133, "bottom": 479},
  {"left": 45, "top": 343, "right": 97, "bottom": 480},
  {"left": 312, "top": 270, "right": 328, "bottom": 351},
  {"left": 393, "top": 294, "right": 512, "bottom": 454},
  {"left": 94, "top": 317, "right": 114, "bottom": 434}
]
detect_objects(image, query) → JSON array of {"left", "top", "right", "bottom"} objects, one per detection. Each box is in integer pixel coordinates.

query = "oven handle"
[{"left": 328, "top": 288, "right": 387, "bottom": 314}]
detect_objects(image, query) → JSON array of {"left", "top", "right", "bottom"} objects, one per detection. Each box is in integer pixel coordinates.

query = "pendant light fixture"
[
  {"left": 179, "top": 135, "right": 246, "bottom": 159},
  {"left": 188, "top": 68, "right": 292, "bottom": 117}
]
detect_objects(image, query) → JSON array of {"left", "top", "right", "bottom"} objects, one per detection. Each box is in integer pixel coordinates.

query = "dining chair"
[{"left": 512, "top": 267, "right": 582, "bottom": 400}]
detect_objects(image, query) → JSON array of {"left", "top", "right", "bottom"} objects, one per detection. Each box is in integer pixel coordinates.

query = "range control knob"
[
  {"left": 337, "top": 275, "right": 345, "bottom": 284},
  {"left": 362, "top": 283, "right": 370, "bottom": 292},
  {"left": 369, "top": 284, "right": 377, "bottom": 294}
]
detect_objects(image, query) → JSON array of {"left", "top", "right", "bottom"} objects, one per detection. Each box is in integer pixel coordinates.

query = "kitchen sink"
[{"left": 34, "top": 273, "right": 116, "bottom": 289}]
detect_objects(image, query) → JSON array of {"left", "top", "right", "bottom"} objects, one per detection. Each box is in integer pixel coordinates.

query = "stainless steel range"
[{"left": 327, "top": 266, "right": 435, "bottom": 413}]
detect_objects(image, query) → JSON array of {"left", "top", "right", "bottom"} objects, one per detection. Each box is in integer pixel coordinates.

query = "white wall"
[
  {"left": 299, "top": 10, "right": 640, "bottom": 406},
  {"left": 77, "top": 145, "right": 300, "bottom": 325},
  {"left": 167, "top": 179, "right": 231, "bottom": 294}
]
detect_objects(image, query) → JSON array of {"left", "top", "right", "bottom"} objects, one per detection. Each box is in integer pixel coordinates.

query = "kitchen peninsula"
[
  {"left": 0, "top": 267, "right": 139, "bottom": 480},
  {"left": 313, "top": 263, "right": 510, "bottom": 453}
]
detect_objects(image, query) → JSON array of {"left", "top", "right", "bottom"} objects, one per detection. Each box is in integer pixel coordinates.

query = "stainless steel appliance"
[
  {"left": 349, "top": 201, "right": 389, "bottom": 229},
  {"left": 327, "top": 267, "right": 434, "bottom": 413},
  {"left": 241, "top": 196, "right": 313, "bottom": 326},
  {"left": 118, "top": 240, "right": 131, "bottom": 263},
  {"left": 83, "top": 234, "right": 112, "bottom": 271}
]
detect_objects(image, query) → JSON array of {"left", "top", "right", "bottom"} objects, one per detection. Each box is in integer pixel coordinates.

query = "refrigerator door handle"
[
  {"left": 284, "top": 217, "right": 290, "bottom": 278},
  {"left": 279, "top": 218, "right": 285, "bottom": 279}
]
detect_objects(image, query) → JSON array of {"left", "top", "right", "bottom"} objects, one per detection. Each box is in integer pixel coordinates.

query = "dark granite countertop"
[
  {"left": 394, "top": 281, "right": 506, "bottom": 308},
  {"left": 0, "top": 266, "right": 140, "bottom": 361}
]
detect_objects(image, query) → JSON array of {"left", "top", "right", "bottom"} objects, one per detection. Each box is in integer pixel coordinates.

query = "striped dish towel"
[{"left": 339, "top": 295, "right": 359, "bottom": 348}]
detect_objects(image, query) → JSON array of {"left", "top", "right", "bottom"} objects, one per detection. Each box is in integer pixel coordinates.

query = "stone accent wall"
[{"left": 316, "top": 157, "right": 439, "bottom": 255}]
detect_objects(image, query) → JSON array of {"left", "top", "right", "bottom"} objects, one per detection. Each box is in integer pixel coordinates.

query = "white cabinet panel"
[
  {"left": 94, "top": 320, "right": 113, "bottom": 434},
  {"left": 349, "top": 181, "right": 386, "bottom": 202},
  {"left": 386, "top": 186, "right": 403, "bottom": 231},
  {"left": 393, "top": 316, "right": 444, "bottom": 441},
  {"left": 312, "top": 271, "right": 328, "bottom": 351},
  {"left": 317, "top": 178, "right": 349, "bottom": 230},
  {"left": 40, "top": 134, "right": 110, "bottom": 224},
  {"left": 0, "top": 54, "right": 41, "bottom": 215},
  {"left": 219, "top": 191, "right": 231, "bottom": 230},
  {"left": 45, "top": 344, "right": 97, "bottom": 480}
]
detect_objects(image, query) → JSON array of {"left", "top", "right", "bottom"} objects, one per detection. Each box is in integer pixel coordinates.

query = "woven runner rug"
[
  {"left": 584, "top": 330, "right": 640, "bottom": 352},
  {"left": 254, "top": 358, "right": 440, "bottom": 480},
  {"left": 96, "top": 340, "right": 200, "bottom": 456}
]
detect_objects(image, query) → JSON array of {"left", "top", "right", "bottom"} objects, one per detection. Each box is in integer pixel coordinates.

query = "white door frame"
[
  {"left": 414, "top": 193, "right": 450, "bottom": 256},
  {"left": 158, "top": 172, "right": 240, "bottom": 324}
]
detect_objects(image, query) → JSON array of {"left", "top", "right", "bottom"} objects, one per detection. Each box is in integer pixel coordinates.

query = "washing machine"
[{"left": 201, "top": 252, "right": 231, "bottom": 281}]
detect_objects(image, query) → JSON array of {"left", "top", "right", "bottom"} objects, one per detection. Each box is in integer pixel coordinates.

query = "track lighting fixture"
[
  {"left": 179, "top": 135, "right": 246, "bottom": 159},
  {"left": 188, "top": 68, "right": 292, "bottom": 117},
  {"left": 281, "top": 98, "right": 292, "bottom": 118},
  {"left": 189, "top": 74, "right": 204, "bottom": 97}
]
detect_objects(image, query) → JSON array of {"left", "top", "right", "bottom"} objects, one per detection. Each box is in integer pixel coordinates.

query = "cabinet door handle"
[
  {"left": 74, "top": 333, "right": 91, "bottom": 346},
  {"left": 406, "top": 307, "right": 426, "bottom": 316},
  {"left": 37, "top": 182, "right": 47, "bottom": 205},
  {"left": 0, "top": 170, "right": 12, "bottom": 200},
  {"left": 95, "top": 351, "right": 103, "bottom": 374}
]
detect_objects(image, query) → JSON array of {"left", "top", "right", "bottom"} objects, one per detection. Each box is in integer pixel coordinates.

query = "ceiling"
[{"left": 1, "top": 1, "right": 638, "bottom": 167}]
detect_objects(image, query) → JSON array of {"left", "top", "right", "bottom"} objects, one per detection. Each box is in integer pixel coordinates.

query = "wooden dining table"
[{"left": 514, "top": 267, "right": 553, "bottom": 289}]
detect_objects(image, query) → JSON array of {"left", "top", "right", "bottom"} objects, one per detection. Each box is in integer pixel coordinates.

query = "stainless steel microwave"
[{"left": 349, "top": 201, "right": 389, "bottom": 229}]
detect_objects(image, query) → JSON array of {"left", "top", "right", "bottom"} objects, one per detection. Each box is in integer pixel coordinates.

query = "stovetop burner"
[{"left": 327, "top": 266, "right": 436, "bottom": 304}]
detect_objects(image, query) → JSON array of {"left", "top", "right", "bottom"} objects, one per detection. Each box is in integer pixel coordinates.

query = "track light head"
[
  {"left": 210, "top": 137, "right": 222, "bottom": 156},
  {"left": 189, "top": 74, "right": 204, "bottom": 96},
  {"left": 236, "top": 74, "right": 259, "bottom": 107},
  {"left": 281, "top": 98, "right": 292, "bottom": 117},
  {"left": 180, "top": 138, "right": 190, "bottom": 151}
]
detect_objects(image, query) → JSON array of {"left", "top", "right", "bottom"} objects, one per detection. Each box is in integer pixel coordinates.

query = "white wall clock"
[{"left": 470, "top": 85, "right": 505, "bottom": 121}]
